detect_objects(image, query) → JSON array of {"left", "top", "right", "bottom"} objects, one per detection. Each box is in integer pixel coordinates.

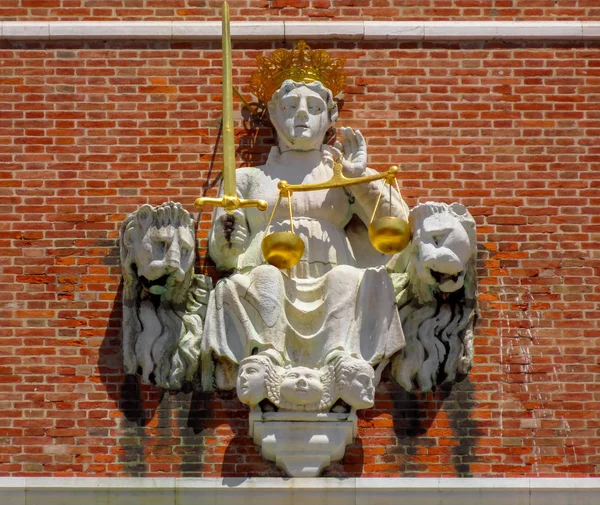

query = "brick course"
[
  {"left": 1, "top": 38, "right": 600, "bottom": 477},
  {"left": 2, "top": 0, "right": 600, "bottom": 21}
]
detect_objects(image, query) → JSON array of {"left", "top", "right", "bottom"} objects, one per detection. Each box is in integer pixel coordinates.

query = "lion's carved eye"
[{"left": 430, "top": 230, "right": 450, "bottom": 247}]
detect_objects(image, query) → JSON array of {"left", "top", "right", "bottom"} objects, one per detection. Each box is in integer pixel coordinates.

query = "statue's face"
[
  {"left": 271, "top": 85, "right": 330, "bottom": 151},
  {"left": 237, "top": 360, "right": 267, "bottom": 407},
  {"left": 417, "top": 213, "right": 472, "bottom": 293},
  {"left": 343, "top": 364, "right": 375, "bottom": 410},
  {"left": 280, "top": 366, "right": 323, "bottom": 406},
  {"left": 135, "top": 223, "right": 195, "bottom": 294}
]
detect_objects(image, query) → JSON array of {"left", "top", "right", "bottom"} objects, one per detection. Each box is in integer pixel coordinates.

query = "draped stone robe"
[{"left": 202, "top": 159, "right": 408, "bottom": 389}]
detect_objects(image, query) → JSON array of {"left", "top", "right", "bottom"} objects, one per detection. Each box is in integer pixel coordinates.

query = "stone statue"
[
  {"left": 334, "top": 354, "right": 376, "bottom": 411},
  {"left": 236, "top": 350, "right": 377, "bottom": 414},
  {"left": 202, "top": 45, "right": 409, "bottom": 395},
  {"left": 279, "top": 367, "right": 325, "bottom": 408},
  {"left": 118, "top": 41, "right": 479, "bottom": 477},
  {"left": 120, "top": 202, "right": 212, "bottom": 390},
  {"left": 390, "top": 202, "right": 478, "bottom": 392},
  {"left": 236, "top": 354, "right": 274, "bottom": 408}
]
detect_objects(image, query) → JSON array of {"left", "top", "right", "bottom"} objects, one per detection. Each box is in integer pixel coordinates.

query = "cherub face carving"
[
  {"left": 280, "top": 366, "right": 323, "bottom": 406},
  {"left": 236, "top": 358, "right": 268, "bottom": 407},
  {"left": 337, "top": 357, "right": 375, "bottom": 410}
]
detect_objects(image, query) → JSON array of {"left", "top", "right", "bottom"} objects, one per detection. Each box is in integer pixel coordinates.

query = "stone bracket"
[{"left": 249, "top": 411, "right": 357, "bottom": 477}]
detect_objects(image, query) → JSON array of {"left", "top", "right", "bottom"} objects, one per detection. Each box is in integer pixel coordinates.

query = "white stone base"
[
  {"left": 249, "top": 411, "right": 357, "bottom": 477},
  {"left": 2, "top": 477, "right": 600, "bottom": 505}
]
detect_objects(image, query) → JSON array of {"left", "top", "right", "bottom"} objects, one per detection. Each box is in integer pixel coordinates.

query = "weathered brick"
[{"left": 0, "top": 32, "right": 599, "bottom": 479}]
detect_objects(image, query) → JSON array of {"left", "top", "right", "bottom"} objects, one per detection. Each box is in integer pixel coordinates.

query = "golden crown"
[{"left": 249, "top": 41, "right": 347, "bottom": 105}]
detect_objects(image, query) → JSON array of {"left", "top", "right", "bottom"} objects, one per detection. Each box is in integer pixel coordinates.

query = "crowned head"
[
  {"left": 250, "top": 41, "right": 346, "bottom": 105},
  {"left": 269, "top": 80, "right": 338, "bottom": 151},
  {"left": 250, "top": 41, "right": 346, "bottom": 152}
]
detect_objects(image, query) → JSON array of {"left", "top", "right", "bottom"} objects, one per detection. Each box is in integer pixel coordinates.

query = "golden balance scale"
[{"left": 195, "top": 2, "right": 411, "bottom": 270}]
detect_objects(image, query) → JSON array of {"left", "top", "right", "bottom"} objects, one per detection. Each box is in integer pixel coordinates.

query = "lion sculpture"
[
  {"left": 119, "top": 201, "right": 477, "bottom": 395},
  {"left": 390, "top": 202, "right": 478, "bottom": 393},
  {"left": 120, "top": 202, "right": 212, "bottom": 390}
]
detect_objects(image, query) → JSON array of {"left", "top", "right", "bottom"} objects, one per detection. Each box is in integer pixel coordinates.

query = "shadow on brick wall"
[
  {"left": 99, "top": 274, "right": 162, "bottom": 476},
  {"left": 389, "top": 373, "right": 480, "bottom": 477}
]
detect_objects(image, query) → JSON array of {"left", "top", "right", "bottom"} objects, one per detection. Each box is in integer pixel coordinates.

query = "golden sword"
[{"left": 194, "top": 2, "right": 267, "bottom": 214}]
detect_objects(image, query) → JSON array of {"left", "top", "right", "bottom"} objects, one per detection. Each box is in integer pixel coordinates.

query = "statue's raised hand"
[{"left": 334, "top": 127, "right": 368, "bottom": 178}]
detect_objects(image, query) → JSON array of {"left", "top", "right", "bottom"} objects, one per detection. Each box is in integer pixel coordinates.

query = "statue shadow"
[
  {"left": 389, "top": 373, "right": 479, "bottom": 477},
  {"left": 98, "top": 249, "right": 163, "bottom": 428},
  {"left": 322, "top": 430, "right": 364, "bottom": 477},
  {"left": 186, "top": 388, "right": 287, "bottom": 478},
  {"left": 221, "top": 432, "right": 286, "bottom": 478},
  {"left": 201, "top": 102, "right": 273, "bottom": 195},
  {"left": 96, "top": 245, "right": 163, "bottom": 476},
  {"left": 238, "top": 103, "right": 274, "bottom": 168}
]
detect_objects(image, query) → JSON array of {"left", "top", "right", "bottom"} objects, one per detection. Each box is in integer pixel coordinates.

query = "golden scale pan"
[
  {"left": 194, "top": 2, "right": 411, "bottom": 270},
  {"left": 261, "top": 162, "right": 411, "bottom": 270}
]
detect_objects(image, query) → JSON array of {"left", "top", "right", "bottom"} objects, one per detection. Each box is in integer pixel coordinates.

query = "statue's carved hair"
[
  {"left": 263, "top": 360, "right": 284, "bottom": 406},
  {"left": 119, "top": 202, "right": 202, "bottom": 390},
  {"left": 240, "top": 354, "right": 279, "bottom": 390},
  {"left": 335, "top": 356, "right": 372, "bottom": 388}
]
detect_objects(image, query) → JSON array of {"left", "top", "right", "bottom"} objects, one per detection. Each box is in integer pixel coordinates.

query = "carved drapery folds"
[
  {"left": 119, "top": 201, "right": 477, "bottom": 394},
  {"left": 118, "top": 42, "right": 477, "bottom": 477},
  {"left": 118, "top": 199, "right": 477, "bottom": 476}
]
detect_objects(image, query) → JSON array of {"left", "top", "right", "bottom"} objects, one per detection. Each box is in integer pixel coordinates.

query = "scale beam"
[{"left": 277, "top": 164, "right": 399, "bottom": 196}]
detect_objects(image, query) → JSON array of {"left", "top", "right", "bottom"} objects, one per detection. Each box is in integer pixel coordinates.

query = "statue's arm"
[
  {"left": 208, "top": 182, "right": 251, "bottom": 271},
  {"left": 329, "top": 127, "right": 409, "bottom": 226},
  {"left": 347, "top": 170, "right": 410, "bottom": 227}
]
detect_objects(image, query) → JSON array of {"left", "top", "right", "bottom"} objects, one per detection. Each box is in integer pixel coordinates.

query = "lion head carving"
[
  {"left": 120, "top": 202, "right": 210, "bottom": 390},
  {"left": 408, "top": 202, "right": 477, "bottom": 304},
  {"left": 121, "top": 202, "right": 196, "bottom": 303},
  {"left": 392, "top": 202, "right": 477, "bottom": 393}
]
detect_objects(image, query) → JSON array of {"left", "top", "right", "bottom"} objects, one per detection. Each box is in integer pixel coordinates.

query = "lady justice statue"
[
  {"left": 201, "top": 41, "right": 410, "bottom": 404},
  {"left": 119, "top": 12, "right": 477, "bottom": 473}
]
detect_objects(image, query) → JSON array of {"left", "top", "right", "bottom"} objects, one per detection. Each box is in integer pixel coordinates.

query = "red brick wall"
[
  {"left": 2, "top": 0, "right": 600, "bottom": 21},
  {"left": 1, "top": 38, "right": 600, "bottom": 477}
]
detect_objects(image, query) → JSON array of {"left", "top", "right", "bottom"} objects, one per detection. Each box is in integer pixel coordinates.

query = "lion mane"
[
  {"left": 120, "top": 202, "right": 211, "bottom": 390},
  {"left": 391, "top": 202, "right": 477, "bottom": 393}
]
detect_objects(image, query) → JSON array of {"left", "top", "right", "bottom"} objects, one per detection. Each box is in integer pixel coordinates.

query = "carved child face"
[
  {"left": 342, "top": 362, "right": 375, "bottom": 410},
  {"left": 236, "top": 360, "right": 268, "bottom": 407},
  {"left": 280, "top": 366, "right": 323, "bottom": 406},
  {"left": 271, "top": 84, "right": 330, "bottom": 152}
]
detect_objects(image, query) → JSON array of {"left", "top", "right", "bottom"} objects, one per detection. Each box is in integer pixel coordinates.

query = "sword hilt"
[{"left": 194, "top": 195, "right": 268, "bottom": 213}]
